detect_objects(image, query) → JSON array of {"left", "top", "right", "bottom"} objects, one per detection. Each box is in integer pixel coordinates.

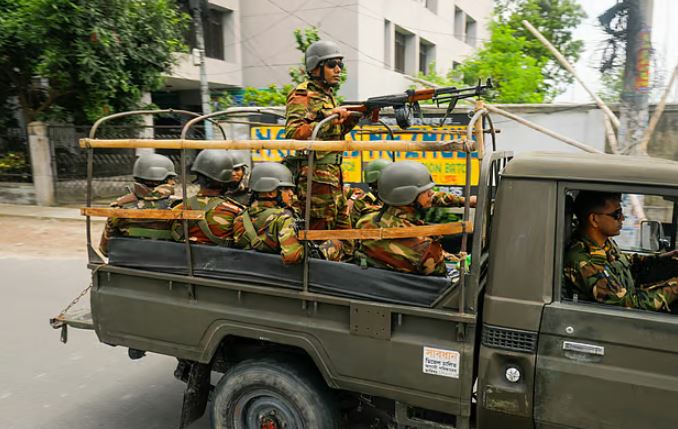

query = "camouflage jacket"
[
  {"left": 350, "top": 190, "right": 466, "bottom": 227},
  {"left": 356, "top": 205, "right": 446, "bottom": 276},
  {"left": 285, "top": 79, "right": 358, "bottom": 187},
  {"left": 564, "top": 232, "right": 678, "bottom": 311},
  {"left": 171, "top": 192, "right": 244, "bottom": 245},
  {"left": 224, "top": 181, "right": 251, "bottom": 206},
  {"left": 232, "top": 200, "right": 304, "bottom": 264},
  {"left": 99, "top": 183, "right": 177, "bottom": 255}
]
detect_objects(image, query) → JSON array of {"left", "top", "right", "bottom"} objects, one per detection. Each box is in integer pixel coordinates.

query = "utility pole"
[
  {"left": 618, "top": 0, "right": 653, "bottom": 156},
  {"left": 190, "top": 0, "right": 213, "bottom": 139}
]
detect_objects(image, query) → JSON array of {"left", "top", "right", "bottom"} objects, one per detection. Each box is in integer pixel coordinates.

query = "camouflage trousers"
[{"left": 295, "top": 180, "right": 350, "bottom": 230}]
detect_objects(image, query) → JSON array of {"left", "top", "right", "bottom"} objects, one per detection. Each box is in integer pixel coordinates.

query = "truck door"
[{"left": 534, "top": 187, "right": 678, "bottom": 429}]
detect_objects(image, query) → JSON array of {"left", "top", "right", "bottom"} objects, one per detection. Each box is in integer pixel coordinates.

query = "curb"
[{"left": 0, "top": 203, "right": 104, "bottom": 222}]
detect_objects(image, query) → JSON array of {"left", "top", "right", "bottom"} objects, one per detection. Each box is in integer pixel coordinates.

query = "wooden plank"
[
  {"left": 81, "top": 207, "right": 205, "bottom": 220},
  {"left": 79, "top": 138, "right": 473, "bottom": 152},
  {"left": 297, "top": 221, "right": 472, "bottom": 240}
]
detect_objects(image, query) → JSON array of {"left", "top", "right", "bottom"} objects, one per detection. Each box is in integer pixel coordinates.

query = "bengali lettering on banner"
[{"left": 250, "top": 125, "right": 479, "bottom": 186}]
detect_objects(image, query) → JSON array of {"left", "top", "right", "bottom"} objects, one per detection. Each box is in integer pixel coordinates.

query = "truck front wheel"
[{"left": 210, "top": 357, "right": 339, "bottom": 429}]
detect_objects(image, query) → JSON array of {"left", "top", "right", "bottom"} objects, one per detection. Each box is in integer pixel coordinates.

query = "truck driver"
[
  {"left": 356, "top": 161, "right": 447, "bottom": 276},
  {"left": 564, "top": 191, "right": 678, "bottom": 311}
]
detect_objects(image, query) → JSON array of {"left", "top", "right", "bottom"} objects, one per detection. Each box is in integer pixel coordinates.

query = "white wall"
[
  {"left": 239, "top": 0, "right": 492, "bottom": 100},
  {"left": 490, "top": 105, "right": 606, "bottom": 154}
]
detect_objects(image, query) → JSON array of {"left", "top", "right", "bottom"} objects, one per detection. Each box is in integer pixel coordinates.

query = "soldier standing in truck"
[
  {"left": 224, "top": 151, "right": 251, "bottom": 206},
  {"left": 564, "top": 191, "right": 678, "bottom": 311},
  {"left": 284, "top": 40, "right": 359, "bottom": 231}
]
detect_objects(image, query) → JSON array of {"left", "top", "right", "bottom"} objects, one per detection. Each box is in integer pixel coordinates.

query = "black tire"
[{"left": 210, "top": 357, "right": 339, "bottom": 429}]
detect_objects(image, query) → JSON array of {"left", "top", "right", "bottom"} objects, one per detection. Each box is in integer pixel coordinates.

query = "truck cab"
[{"left": 479, "top": 151, "right": 678, "bottom": 429}]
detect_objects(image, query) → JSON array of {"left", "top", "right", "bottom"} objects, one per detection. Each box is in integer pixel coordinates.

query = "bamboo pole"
[
  {"left": 603, "top": 115, "right": 620, "bottom": 154},
  {"left": 522, "top": 20, "right": 620, "bottom": 129},
  {"left": 485, "top": 104, "right": 601, "bottom": 153},
  {"left": 81, "top": 208, "right": 205, "bottom": 220},
  {"left": 79, "top": 138, "right": 473, "bottom": 152},
  {"left": 298, "top": 222, "right": 472, "bottom": 241},
  {"left": 639, "top": 63, "right": 678, "bottom": 153}
]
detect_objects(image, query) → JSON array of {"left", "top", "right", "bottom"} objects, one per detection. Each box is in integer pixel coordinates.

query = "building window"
[
  {"left": 454, "top": 7, "right": 465, "bottom": 42},
  {"left": 425, "top": 0, "right": 438, "bottom": 14},
  {"left": 394, "top": 31, "right": 406, "bottom": 73},
  {"left": 204, "top": 9, "right": 225, "bottom": 60},
  {"left": 384, "top": 19, "right": 392, "bottom": 69},
  {"left": 419, "top": 40, "right": 435, "bottom": 74},
  {"left": 465, "top": 15, "right": 477, "bottom": 47}
]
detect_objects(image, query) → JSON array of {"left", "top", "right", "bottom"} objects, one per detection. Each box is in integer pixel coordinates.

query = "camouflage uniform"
[
  {"left": 224, "top": 181, "right": 252, "bottom": 206},
  {"left": 171, "top": 193, "right": 244, "bottom": 245},
  {"left": 564, "top": 233, "right": 678, "bottom": 311},
  {"left": 232, "top": 200, "right": 304, "bottom": 264},
  {"left": 99, "top": 183, "right": 177, "bottom": 255},
  {"left": 285, "top": 79, "right": 358, "bottom": 230},
  {"left": 350, "top": 190, "right": 466, "bottom": 227},
  {"left": 356, "top": 206, "right": 447, "bottom": 276}
]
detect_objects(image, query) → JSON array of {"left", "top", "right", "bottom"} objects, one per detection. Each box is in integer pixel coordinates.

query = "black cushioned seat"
[{"left": 107, "top": 237, "right": 453, "bottom": 307}]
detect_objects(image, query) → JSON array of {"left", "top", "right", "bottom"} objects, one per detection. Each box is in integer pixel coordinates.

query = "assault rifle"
[{"left": 342, "top": 78, "right": 493, "bottom": 129}]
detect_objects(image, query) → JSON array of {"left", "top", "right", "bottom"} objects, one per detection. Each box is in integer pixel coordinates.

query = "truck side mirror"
[{"left": 640, "top": 220, "right": 663, "bottom": 252}]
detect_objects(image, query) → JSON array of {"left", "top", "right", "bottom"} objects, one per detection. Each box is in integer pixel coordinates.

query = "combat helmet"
[
  {"left": 133, "top": 153, "right": 177, "bottom": 182},
  {"left": 305, "top": 40, "right": 343, "bottom": 72},
  {"left": 377, "top": 161, "right": 435, "bottom": 206},
  {"left": 229, "top": 151, "right": 249, "bottom": 170},
  {"left": 191, "top": 150, "right": 234, "bottom": 184},
  {"left": 363, "top": 159, "right": 393, "bottom": 185},
  {"left": 249, "top": 162, "right": 295, "bottom": 193}
]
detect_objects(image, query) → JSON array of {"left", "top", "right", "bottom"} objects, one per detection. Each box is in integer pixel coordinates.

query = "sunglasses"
[
  {"left": 324, "top": 59, "right": 344, "bottom": 69},
  {"left": 596, "top": 208, "right": 624, "bottom": 221}
]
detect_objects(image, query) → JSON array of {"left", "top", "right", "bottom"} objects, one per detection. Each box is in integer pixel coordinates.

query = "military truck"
[{"left": 52, "top": 108, "right": 678, "bottom": 429}]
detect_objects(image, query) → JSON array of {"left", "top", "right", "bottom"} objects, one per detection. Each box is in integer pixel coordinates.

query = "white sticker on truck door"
[{"left": 423, "top": 347, "right": 460, "bottom": 378}]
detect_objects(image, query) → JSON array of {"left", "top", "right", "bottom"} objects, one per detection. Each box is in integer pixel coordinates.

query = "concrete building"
[
  {"left": 154, "top": 0, "right": 243, "bottom": 110},
  {"left": 154, "top": 0, "right": 492, "bottom": 107}
]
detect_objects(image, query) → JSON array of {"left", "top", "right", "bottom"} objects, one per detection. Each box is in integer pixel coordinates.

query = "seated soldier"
[
  {"left": 350, "top": 158, "right": 477, "bottom": 226},
  {"left": 99, "top": 153, "right": 178, "bottom": 255},
  {"left": 171, "top": 150, "right": 244, "bottom": 245},
  {"left": 564, "top": 191, "right": 678, "bottom": 311},
  {"left": 232, "top": 162, "right": 305, "bottom": 264},
  {"left": 224, "top": 151, "right": 252, "bottom": 205},
  {"left": 356, "top": 161, "right": 447, "bottom": 276}
]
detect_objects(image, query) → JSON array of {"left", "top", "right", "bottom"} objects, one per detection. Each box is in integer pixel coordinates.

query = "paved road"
[{"left": 0, "top": 257, "right": 210, "bottom": 429}]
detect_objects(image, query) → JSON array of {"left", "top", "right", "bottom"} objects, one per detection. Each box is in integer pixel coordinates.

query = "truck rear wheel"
[{"left": 210, "top": 357, "right": 339, "bottom": 429}]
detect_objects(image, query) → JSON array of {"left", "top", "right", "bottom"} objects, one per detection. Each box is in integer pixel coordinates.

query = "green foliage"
[
  {"left": 0, "top": 0, "right": 189, "bottom": 124},
  {"left": 597, "top": 69, "right": 623, "bottom": 103},
  {"left": 495, "top": 0, "right": 586, "bottom": 98},
  {"left": 0, "top": 152, "right": 29, "bottom": 174},
  {"left": 242, "top": 26, "right": 345, "bottom": 106},
  {"left": 416, "top": 0, "right": 584, "bottom": 103},
  {"left": 418, "top": 24, "right": 545, "bottom": 103}
]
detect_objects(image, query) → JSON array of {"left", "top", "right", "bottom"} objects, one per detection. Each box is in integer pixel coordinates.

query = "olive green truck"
[{"left": 55, "top": 150, "right": 678, "bottom": 429}]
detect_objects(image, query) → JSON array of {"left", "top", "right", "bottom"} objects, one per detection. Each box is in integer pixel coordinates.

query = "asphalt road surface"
[{"left": 0, "top": 217, "right": 209, "bottom": 429}]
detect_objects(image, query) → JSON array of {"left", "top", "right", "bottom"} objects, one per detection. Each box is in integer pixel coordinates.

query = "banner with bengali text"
[{"left": 250, "top": 125, "right": 479, "bottom": 186}]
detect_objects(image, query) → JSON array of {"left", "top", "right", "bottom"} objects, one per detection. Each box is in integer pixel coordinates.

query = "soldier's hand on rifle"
[
  {"left": 330, "top": 107, "right": 351, "bottom": 125},
  {"left": 469, "top": 195, "right": 477, "bottom": 208}
]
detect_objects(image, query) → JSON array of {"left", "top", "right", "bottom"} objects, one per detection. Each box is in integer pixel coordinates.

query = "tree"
[
  {"left": 418, "top": 0, "right": 585, "bottom": 103},
  {"left": 495, "top": 0, "right": 586, "bottom": 98},
  {"left": 0, "top": 0, "right": 189, "bottom": 125},
  {"left": 419, "top": 24, "right": 545, "bottom": 103}
]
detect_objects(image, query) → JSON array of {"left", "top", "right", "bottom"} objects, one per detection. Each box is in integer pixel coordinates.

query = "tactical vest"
[
  {"left": 238, "top": 207, "right": 280, "bottom": 251},
  {"left": 116, "top": 193, "right": 174, "bottom": 240},
  {"left": 180, "top": 196, "right": 232, "bottom": 246}
]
